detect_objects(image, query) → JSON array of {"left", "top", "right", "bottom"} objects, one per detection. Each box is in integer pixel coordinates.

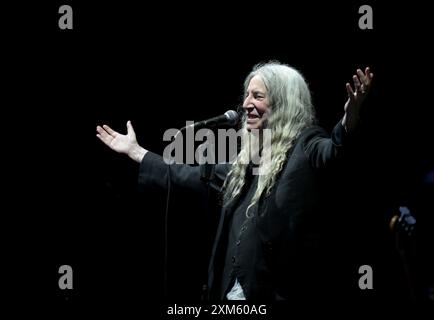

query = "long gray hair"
[{"left": 222, "top": 61, "right": 316, "bottom": 217}]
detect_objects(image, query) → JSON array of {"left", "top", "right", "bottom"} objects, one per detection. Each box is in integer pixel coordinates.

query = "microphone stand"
[{"left": 198, "top": 129, "right": 215, "bottom": 302}]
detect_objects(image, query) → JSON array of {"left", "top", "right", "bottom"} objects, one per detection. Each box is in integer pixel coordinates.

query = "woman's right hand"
[{"left": 96, "top": 121, "right": 147, "bottom": 163}]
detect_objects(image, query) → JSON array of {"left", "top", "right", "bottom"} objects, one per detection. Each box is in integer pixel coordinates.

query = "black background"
[{"left": 5, "top": 0, "right": 433, "bottom": 316}]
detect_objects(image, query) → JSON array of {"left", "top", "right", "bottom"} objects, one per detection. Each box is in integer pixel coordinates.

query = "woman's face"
[{"left": 243, "top": 75, "right": 270, "bottom": 131}]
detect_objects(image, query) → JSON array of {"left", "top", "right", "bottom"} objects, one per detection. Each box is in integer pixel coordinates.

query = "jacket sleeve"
[
  {"left": 303, "top": 120, "right": 352, "bottom": 170},
  {"left": 138, "top": 151, "right": 230, "bottom": 194}
]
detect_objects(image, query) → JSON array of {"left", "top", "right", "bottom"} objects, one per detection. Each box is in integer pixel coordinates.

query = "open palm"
[
  {"left": 342, "top": 67, "right": 373, "bottom": 132},
  {"left": 96, "top": 121, "right": 137, "bottom": 155}
]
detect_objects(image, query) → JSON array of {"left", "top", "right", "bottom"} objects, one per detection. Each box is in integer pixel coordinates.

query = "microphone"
[{"left": 180, "top": 110, "right": 239, "bottom": 131}]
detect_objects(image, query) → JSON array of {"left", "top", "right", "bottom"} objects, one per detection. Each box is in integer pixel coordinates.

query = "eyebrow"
[
  {"left": 251, "top": 90, "right": 266, "bottom": 96},
  {"left": 246, "top": 88, "right": 266, "bottom": 94}
]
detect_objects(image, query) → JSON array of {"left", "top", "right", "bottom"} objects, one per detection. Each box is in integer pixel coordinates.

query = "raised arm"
[
  {"left": 304, "top": 67, "right": 373, "bottom": 169},
  {"left": 96, "top": 121, "right": 229, "bottom": 194}
]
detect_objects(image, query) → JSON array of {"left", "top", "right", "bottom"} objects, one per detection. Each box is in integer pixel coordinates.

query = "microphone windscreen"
[{"left": 224, "top": 110, "right": 239, "bottom": 125}]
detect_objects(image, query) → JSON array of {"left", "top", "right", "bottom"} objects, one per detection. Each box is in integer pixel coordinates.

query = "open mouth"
[
  {"left": 246, "top": 115, "right": 260, "bottom": 125},
  {"left": 247, "top": 114, "right": 260, "bottom": 119}
]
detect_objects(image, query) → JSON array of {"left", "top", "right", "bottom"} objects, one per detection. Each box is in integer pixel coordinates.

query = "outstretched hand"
[
  {"left": 342, "top": 67, "right": 373, "bottom": 132},
  {"left": 96, "top": 121, "right": 147, "bottom": 162}
]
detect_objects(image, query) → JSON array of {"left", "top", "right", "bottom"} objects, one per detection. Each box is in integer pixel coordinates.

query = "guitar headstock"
[{"left": 389, "top": 206, "right": 416, "bottom": 238}]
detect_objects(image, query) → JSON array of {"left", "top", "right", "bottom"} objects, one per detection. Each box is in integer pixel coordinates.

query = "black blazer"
[{"left": 139, "top": 121, "right": 353, "bottom": 301}]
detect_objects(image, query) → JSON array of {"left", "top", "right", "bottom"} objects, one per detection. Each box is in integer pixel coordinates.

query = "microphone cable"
[
  {"left": 163, "top": 135, "right": 176, "bottom": 302},
  {"left": 163, "top": 162, "right": 172, "bottom": 302}
]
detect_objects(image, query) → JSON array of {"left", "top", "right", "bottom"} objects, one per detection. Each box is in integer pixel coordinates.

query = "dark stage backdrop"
[{"left": 5, "top": 0, "right": 433, "bottom": 316}]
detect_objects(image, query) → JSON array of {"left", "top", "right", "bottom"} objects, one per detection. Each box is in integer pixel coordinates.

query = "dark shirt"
[{"left": 221, "top": 164, "right": 258, "bottom": 298}]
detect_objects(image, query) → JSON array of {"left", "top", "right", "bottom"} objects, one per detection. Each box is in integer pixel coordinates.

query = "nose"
[{"left": 243, "top": 103, "right": 254, "bottom": 113}]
